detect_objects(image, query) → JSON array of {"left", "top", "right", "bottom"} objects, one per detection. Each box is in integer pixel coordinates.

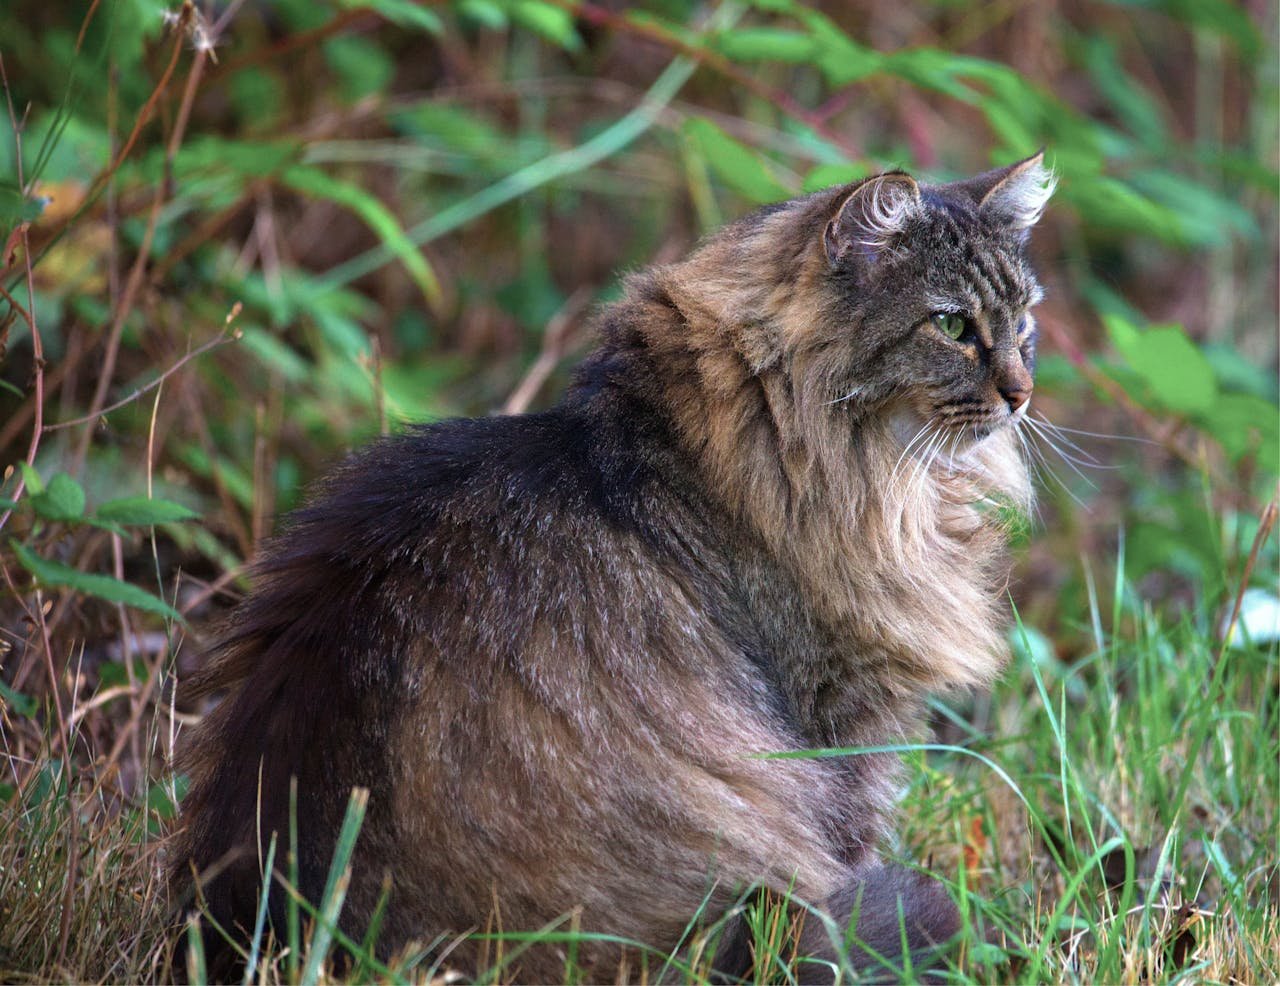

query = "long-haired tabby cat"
[{"left": 173, "top": 152, "right": 1054, "bottom": 981}]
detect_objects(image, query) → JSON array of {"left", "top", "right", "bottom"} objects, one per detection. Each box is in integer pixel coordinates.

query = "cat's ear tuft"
[
  {"left": 824, "top": 172, "right": 921, "bottom": 266},
  {"left": 974, "top": 151, "right": 1056, "bottom": 232}
]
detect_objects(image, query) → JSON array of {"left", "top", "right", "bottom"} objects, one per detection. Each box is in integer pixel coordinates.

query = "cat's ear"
[
  {"left": 824, "top": 172, "right": 921, "bottom": 266},
  {"left": 961, "top": 151, "right": 1056, "bottom": 233}
]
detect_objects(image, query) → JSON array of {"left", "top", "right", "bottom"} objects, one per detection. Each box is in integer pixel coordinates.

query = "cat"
[{"left": 171, "top": 151, "right": 1053, "bottom": 982}]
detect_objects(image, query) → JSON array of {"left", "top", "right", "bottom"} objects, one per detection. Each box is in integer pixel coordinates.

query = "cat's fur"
[{"left": 172, "top": 153, "right": 1053, "bottom": 981}]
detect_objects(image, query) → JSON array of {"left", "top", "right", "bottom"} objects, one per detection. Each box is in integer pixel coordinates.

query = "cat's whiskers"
[
  {"left": 1011, "top": 422, "right": 1050, "bottom": 522},
  {"left": 1015, "top": 417, "right": 1090, "bottom": 508},
  {"left": 907, "top": 426, "right": 949, "bottom": 496},
  {"left": 1030, "top": 412, "right": 1153, "bottom": 446},
  {"left": 889, "top": 422, "right": 938, "bottom": 488},
  {"left": 944, "top": 426, "right": 968, "bottom": 472},
  {"left": 1022, "top": 416, "right": 1105, "bottom": 487},
  {"left": 1025, "top": 413, "right": 1109, "bottom": 468}
]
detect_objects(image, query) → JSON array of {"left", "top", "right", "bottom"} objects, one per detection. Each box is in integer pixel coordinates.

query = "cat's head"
[{"left": 810, "top": 153, "right": 1054, "bottom": 451}]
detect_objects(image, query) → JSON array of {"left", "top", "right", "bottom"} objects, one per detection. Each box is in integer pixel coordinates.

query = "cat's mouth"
[
  {"left": 935, "top": 399, "right": 1029, "bottom": 442},
  {"left": 887, "top": 399, "right": 1027, "bottom": 468}
]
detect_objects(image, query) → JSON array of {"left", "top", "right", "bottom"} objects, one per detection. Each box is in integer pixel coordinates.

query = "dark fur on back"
[{"left": 172, "top": 154, "right": 1054, "bottom": 980}]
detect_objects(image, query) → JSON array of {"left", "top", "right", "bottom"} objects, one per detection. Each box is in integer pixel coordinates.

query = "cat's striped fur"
[{"left": 172, "top": 153, "right": 1052, "bottom": 981}]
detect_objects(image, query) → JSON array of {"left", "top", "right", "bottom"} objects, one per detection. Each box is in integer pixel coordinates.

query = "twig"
[
  {"left": 503, "top": 287, "right": 593, "bottom": 414},
  {"left": 0, "top": 330, "right": 90, "bottom": 452},
  {"left": 178, "top": 567, "right": 244, "bottom": 616},
  {"left": 209, "top": 7, "right": 377, "bottom": 79},
  {"left": 73, "top": 0, "right": 104, "bottom": 54},
  {"left": 0, "top": 279, "right": 33, "bottom": 328},
  {"left": 43, "top": 309, "right": 240, "bottom": 432},
  {"left": 1217, "top": 492, "right": 1278, "bottom": 658}
]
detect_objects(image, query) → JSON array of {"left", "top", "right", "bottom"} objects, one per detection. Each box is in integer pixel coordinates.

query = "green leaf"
[
  {"left": 0, "top": 181, "right": 46, "bottom": 230},
  {"left": 339, "top": 0, "right": 444, "bottom": 33},
  {"left": 713, "top": 28, "right": 817, "bottom": 63},
  {"left": 175, "top": 137, "right": 300, "bottom": 177},
  {"left": 228, "top": 68, "right": 286, "bottom": 128},
  {"left": 1108, "top": 318, "right": 1218, "bottom": 414},
  {"left": 1203, "top": 342, "right": 1279, "bottom": 400},
  {"left": 95, "top": 496, "right": 199, "bottom": 526},
  {"left": 18, "top": 462, "right": 44, "bottom": 495},
  {"left": 322, "top": 34, "right": 395, "bottom": 103},
  {"left": 1079, "top": 35, "right": 1168, "bottom": 148},
  {"left": 0, "top": 677, "right": 37, "bottom": 718},
  {"left": 1197, "top": 393, "right": 1280, "bottom": 474},
  {"left": 1128, "top": 168, "right": 1258, "bottom": 247},
  {"left": 1074, "top": 176, "right": 1188, "bottom": 243},
  {"left": 239, "top": 326, "right": 310, "bottom": 383},
  {"left": 176, "top": 444, "right": 255, "bottom": 511},
  {"left": 456, "top": 0, "right": 508, "bottom": 30},
  {"left": 802, "top": 163, "right": 863, "bottom": 194},
  {"left": 683, "top": 118, "right": 791, "bottom": 204},
  {"left": 10, "top": 540, "right": 183, "bottom": 622},
  {"left": 509, "top": 1, "right": 583, "bottom": 51},
  {"left": 99, "top": 657, "right": 149, "bottom": 689},
  {"left": 791, "top": 8, "right": 883, "bottom": 85},
  {"left": 29, "top": 473, "right": 85, "bottom": 522},
  {"left": 281, "top": 165, "right": 443, "bottom": 309},
  {"left": 146, "top": 775, "right": 190, "bottom": 819},
  {"left": 391, "top": 102, "right": 511, "bottom": 156}
]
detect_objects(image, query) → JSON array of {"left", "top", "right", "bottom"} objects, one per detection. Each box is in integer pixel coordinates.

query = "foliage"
[{"left": 0, "top": 0, "right": 1275, "bottom": 982}]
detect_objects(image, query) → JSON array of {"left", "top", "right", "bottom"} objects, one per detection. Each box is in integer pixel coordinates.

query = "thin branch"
[
  {"left": 503, "top": 288, "right": 593, "bottom": 415},
  {"left": 44, "top": 309, "right": 240, "bottom": 432},
  {"left": 1217, "top": 493, "right": 1278, "bottom": 660}
]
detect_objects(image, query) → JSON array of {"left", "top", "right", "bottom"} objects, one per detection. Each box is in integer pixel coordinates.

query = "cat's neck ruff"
[{"left": 630, "top": 205, "right": 1031, "bottom": 691}]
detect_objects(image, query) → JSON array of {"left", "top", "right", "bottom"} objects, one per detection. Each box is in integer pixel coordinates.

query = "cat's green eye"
[{"left": 931, "top": 312, "right": 969, "bottom": 341}]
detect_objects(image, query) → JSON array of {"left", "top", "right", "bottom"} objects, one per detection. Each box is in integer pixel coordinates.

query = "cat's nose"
[
  {"left": 993, "top": 349, "right": 1033, "bottom": 411},
  {"left": 1000, "top": 385, "right": 1032, "bottom": 411}
]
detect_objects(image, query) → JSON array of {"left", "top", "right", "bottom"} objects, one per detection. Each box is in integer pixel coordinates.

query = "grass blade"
[{"left": 300, "top": 787, "right": 369, "bottom": 986}]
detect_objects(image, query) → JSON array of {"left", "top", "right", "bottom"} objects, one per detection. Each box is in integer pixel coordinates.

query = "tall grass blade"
[
  {"left": 243, "top": 832, "right": 278, "bottom": 986},
  {"left": 300, "top": 787, "right": 369, "bottom": 986}
]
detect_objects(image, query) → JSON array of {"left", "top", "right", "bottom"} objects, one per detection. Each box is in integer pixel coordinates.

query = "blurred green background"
[{"left": 0, "top": 1, "right": 1276, "bottom": 982}]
